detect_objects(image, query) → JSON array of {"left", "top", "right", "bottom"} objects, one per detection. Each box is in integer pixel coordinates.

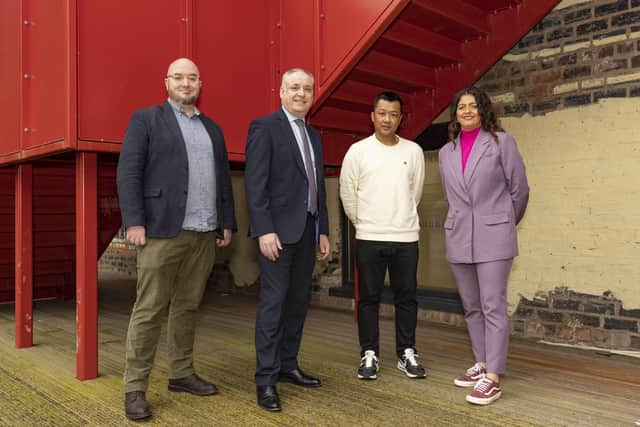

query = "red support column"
[
  {"left": 15, "top": 163, "right": 33, "bottom": 348},
  {"left": 75, "top": 152, "right": 98, "bottom": 380}
]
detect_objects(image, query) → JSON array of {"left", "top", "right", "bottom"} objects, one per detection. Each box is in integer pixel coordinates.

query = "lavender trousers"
[{"left": 449, "top": 258, "right": 513, "bottom": 374}]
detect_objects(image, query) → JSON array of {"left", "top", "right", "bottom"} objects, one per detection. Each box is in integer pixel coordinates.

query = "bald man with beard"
[{"left": 117, "top": 58, "right": 237, "bottom": 421}]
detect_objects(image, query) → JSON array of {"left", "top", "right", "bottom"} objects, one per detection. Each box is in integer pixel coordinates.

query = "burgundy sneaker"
[
  {"left": 466, "top": 377, "right": 502, "bottom": 405},
  {"left": 454, "top": 363, "right": 486, "bottom": 387}
]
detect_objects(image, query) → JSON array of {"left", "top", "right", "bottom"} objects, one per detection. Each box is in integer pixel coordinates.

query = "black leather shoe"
[
  {"left": 124, "top": 391, "right": 152, "bottom": 421},
  {"left": 278, "top": 368, "right": 321, "bottom": 387},
  {"left": 168, "top": 373, "right": 218, "bottom": 396},
  {"left": 257, "top": 385, "right": 281, "bottom": 411}
]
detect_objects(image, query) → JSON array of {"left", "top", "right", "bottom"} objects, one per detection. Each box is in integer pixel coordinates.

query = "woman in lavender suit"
[{"left": 438, "top": 87, "right": 529, "bottom": 405}]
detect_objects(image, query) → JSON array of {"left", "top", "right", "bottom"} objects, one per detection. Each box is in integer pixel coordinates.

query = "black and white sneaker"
[
  {"left": 357, "top": 350, "right": 379, "bottom": 380},
  {"left": 397, "top": 348, "right": 426, "bottom": 379}
]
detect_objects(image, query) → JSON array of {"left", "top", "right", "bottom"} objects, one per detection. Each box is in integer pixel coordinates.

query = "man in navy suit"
[
  {"left": 117, "top": 58, "right": 236, "bottom": 421},
  {"left": 245, "top": 68, "right": 330, "bottom": 412}
]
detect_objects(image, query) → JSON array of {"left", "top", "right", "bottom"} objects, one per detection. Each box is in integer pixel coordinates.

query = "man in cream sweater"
[{"left": 339, "top": 92, "right": 426, "bottom": 381}]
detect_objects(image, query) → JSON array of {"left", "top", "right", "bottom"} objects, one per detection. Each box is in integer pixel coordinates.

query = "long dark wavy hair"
[{"left": 447, "top": 86, "right": 504, "bottom": 146}]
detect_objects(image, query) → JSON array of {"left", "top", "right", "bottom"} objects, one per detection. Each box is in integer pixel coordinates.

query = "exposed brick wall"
[
  {"left": 512, "top": 287, "right": 640, "bottom": 349},
  {"left": 478, "top": 0, "right": 640, "bottom": 116}
]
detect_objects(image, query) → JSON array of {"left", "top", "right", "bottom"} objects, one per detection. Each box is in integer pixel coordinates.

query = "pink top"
[{"left": 460, "top": 126, "right": 481, "bottom": 172}]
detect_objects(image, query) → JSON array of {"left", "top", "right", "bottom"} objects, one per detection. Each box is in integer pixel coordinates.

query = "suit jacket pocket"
[
  {"left": 482, "top": 213, "right": 510, "bottom": 225},
  {"left": 444, "top": 217, "right": 455, "bottom": 230},
  {"left": 144, "top": 188, "right": 162, "bottom": 198}
]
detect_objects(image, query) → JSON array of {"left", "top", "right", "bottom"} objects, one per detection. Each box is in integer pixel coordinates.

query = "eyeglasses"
[{"left": 166, "top": 73, "right": 200, "bottom": 83}]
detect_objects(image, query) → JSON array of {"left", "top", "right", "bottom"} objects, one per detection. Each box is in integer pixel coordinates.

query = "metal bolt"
[
  {"left": 23, "top": 20, "right": 29, "bottom": 25},
  {"left": 23, "top": 74, "right": 29, "bottom": 79},
  {"left": 23, "top": 128, "right": 29, "bottom": 132}
]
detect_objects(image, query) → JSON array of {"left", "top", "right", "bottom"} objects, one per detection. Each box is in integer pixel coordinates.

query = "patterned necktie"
[{"left": 294, "top": 119, "right": 317, "bottom": 215}]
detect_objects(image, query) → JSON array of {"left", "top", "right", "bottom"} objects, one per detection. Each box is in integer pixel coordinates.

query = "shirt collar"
[
  {"left": 281, "top": 106, "right": 304, "bottom": 124},
  {"left": 168, "top": 98, "right": 200, "bottom": 117}
]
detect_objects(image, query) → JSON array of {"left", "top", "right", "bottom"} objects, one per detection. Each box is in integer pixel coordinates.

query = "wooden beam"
[
  {"left": 15, "top": 163, "right": 33, "bottom": 349},
  {"left": 75, "top": 152, "right": 98, "bottom": 380}
]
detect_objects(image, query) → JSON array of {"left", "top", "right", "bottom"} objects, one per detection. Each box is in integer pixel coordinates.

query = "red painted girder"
[
  {"left": 75, "top": 152, "right": 98, "bottom": 380},
  {"left": 329, "top": 80, "right": 413, "bottom": 116},
  {"left": 15, "top": 164, "right": 33, "bottom": 348},
  {"left": 357, "top": 51, "right": 436, "bottom": 89},
  {"left": 464, "top": 0, "right": 522, "bottom": 13},
  {"left": 311, "top": 107, "right": 372, "bottom": 134},
  {"left": 382, "top": 20, "right": 464, "bottom": 63},
  {"left": 411, "top": 0, "right": 489, "bottom": 35}
]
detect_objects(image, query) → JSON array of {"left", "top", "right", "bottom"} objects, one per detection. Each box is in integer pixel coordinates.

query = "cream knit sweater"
[{"left": 339, "top": 134, "right": 425, "bottom": 242}]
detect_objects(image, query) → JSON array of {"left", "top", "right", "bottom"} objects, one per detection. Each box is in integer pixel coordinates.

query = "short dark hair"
[{"left": 373, "top": 91, "right": 403, "bottom": 113}]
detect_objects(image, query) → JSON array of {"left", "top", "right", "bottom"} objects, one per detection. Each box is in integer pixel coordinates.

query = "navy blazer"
[
  {"left": 117, "top": 102, "right": 237, "bottom": 239},
  {"left": 244, "top": 108, "right": 329, "bottom": 244}
]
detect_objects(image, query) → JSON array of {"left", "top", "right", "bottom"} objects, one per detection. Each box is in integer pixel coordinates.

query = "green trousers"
[{"left": 123, "top": 230, "right": 216, "bottom": 393}]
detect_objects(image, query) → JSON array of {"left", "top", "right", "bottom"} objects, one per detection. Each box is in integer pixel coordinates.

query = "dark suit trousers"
[
  {"left": 356, "top": 240, "right": 419, "bottom": 358},
  {"left": 254, "top": 214, "right": 316, "bottom": 386}
]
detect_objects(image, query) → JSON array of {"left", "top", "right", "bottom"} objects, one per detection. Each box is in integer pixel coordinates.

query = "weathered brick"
[
  {"left": 581, "top": 50, "right": 594, "bottom": 63},
  {"left": 526, "top": 320, "right": 545, "bottom": 338},
  {"left": 577, "top": 19, "right": 608, "bottom": 35},
  {"left": 533, "top": 70, "right": 561, "bottom": 84},
  {"left": 630, "top": 335, "right": 640, "bottom": 349},
  {"left": 512, "top": 320, "right": 525, "bottom": 335},
  {"left": 592, "top": 328, "right": 610, "bottom": 345},
  {"left": 543, "top": 323, "right": 558, "bottom": 336},
  {"left": 609, "top": 330, "right": 632, "bottom": 348},
  {"left": 520, "top": 296, "right": 549, "bottom": 308},
  {"left": 547, "top": 27, "right": 574, "bottom": 42},
  {"left": 572, "top": 313, "right": 601, "bottom": 327},
  {"left": 593, "top": 28, "right": 627, "bottom": 40},
  {"left": 563, "top": 65, "right": 591, "bottom": 79},
  {"left": 595, "top": 0, "right": 628, "bottom": 17},
  {"left": 533, "top": 99, "right": 561, "bottom": 113},
  {"left": 598, "top": 45, "right": 615, "bottom": 58},
  {"left": 564, "top": 8, "right": 593, "bottom": 25},
  {"left": 557, "top": 325, "right": 574, "bottom": 340},
  {"left": 558, "top": 53, "right": 577, "bottom": 66},
  {"left": 504, "top": 103, "right": 530, "bottom": 115},
  {"left": 518, "top": 34, "right": 545, "bottom": 49},
  {"left": 515, "top": 305, "right": 534, "bottom": 317},
  {"left": 616, "top": 42, "right": 635, "bottom": 54},
  {"left": 632, "top": 55, "right": 640, "bottom": 68},
  {"left": 581, "top": 302, "right": 617, "bottom": 314},
  {"left": 574, "top": 327, "right": 592, "bottom": 342},
  {"left": 552, "top": 298, "right": 580, "bottom": 310},
  {"left": 532, "top": 15, "right": 562, "bottom": 32},
  {"left": 620, "top": 308, "right": 640, "bottom": 318},
  {"left": 594, "top": 58, "right": 628, "bottom": 72},
  {"left": 633, "top": 0, "right": 640, "bottom": 7},
  {"left": 541, "top": 58, "right": 555, "bottom": 70},
  {"left": 537, "top": 310, "right": 564, "bottom": 322},
  {"left": 593, "top": 88, "right": 627, "bottom": 101},
  {"left": 612, "top": 11, "right": 640, "bottom": 27},
  {"left": 630, "top": 86, "right": 640, "bottom": 96},
  {"left": 604, "top": 318, "right": 639, "bottom": 332}
]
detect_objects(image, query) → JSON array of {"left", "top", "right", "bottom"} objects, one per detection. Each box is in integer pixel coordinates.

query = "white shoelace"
[
  {"left": 466, "top": 363, "right": 484, "bottom": 376},
  {"left": 474, "top": 377, "right": 496, "bottom": 393},
  {"left": 362, "top": 350, "right": 377, "bottom": 368},
  {"left": 403, "top": 349, "right": 419, "bottom": 367}
]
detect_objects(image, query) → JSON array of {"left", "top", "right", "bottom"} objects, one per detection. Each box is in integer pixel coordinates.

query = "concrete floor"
[{"left": 0, "top": 273, "right": 638, "bottom": 426}]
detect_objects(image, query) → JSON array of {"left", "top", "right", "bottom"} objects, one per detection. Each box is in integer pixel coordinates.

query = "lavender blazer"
[{"left": 438, "top": 130, "right": 529, "bottom": 264}]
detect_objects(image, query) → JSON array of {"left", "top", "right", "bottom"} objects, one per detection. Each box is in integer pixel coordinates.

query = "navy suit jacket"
[
  {"left": 116, "top": 101, "right": 237, "bottom": 239},
  {"left": 244, "top": 108, "right": 328, "bottom": 244}
]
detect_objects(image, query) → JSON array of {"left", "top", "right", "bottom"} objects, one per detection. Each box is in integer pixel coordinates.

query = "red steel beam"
[
  {"left": 331, "top": 80, "right": 412, "bottom": 111},
  {"left": 412, "top": 0, "right": 489, "bottom": 35},
  {"left": 15, "top": 163, "right": 33, "bottom": 348},
  {"left": 357, "top": 50, "right": 436, "bottom": 89},
  {"left": 382, "top": 21, "right": 464, "bottom": 63},
  {"left": 75, "top": 152, "right": 98, "bottom": 380},
  {"left": 311, "top": 107, "right": 372, "bottom": 134}
]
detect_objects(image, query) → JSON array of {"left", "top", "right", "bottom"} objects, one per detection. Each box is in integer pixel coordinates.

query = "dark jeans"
[{"left": 356, "top": 239, "right": 419, "bottom": 358}]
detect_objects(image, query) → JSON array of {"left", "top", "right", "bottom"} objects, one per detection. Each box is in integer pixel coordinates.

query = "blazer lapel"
[
  {"left": 277, "top": 109, "right": 306, "bottom": 176},
  {"left": 450, "top": 136, "right": 467, "bottom": 192},
  {"left": 160, "top": 102, "right": 188, "bottom": 161},
  {"left": 463, "top": 129, "right": 491, "bottom": 186}
]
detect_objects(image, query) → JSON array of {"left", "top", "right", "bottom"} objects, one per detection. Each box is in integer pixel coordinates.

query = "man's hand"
[
  {"left": 259, "top": 232, "right": 282, "bottom": 262},
  {"left": 126, "top": 226, "right": 146, "bottom": 246},
  {"left": 216, "top": 229, "right": 233, "bottom": 247},
  {"left": 316, "top": 234, "right": 330, "bottom": 260}
]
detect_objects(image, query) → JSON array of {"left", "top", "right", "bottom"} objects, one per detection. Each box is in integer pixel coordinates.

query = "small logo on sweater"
[{"left": 403, "top": 161, "right": 407, "bottom": 165}]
